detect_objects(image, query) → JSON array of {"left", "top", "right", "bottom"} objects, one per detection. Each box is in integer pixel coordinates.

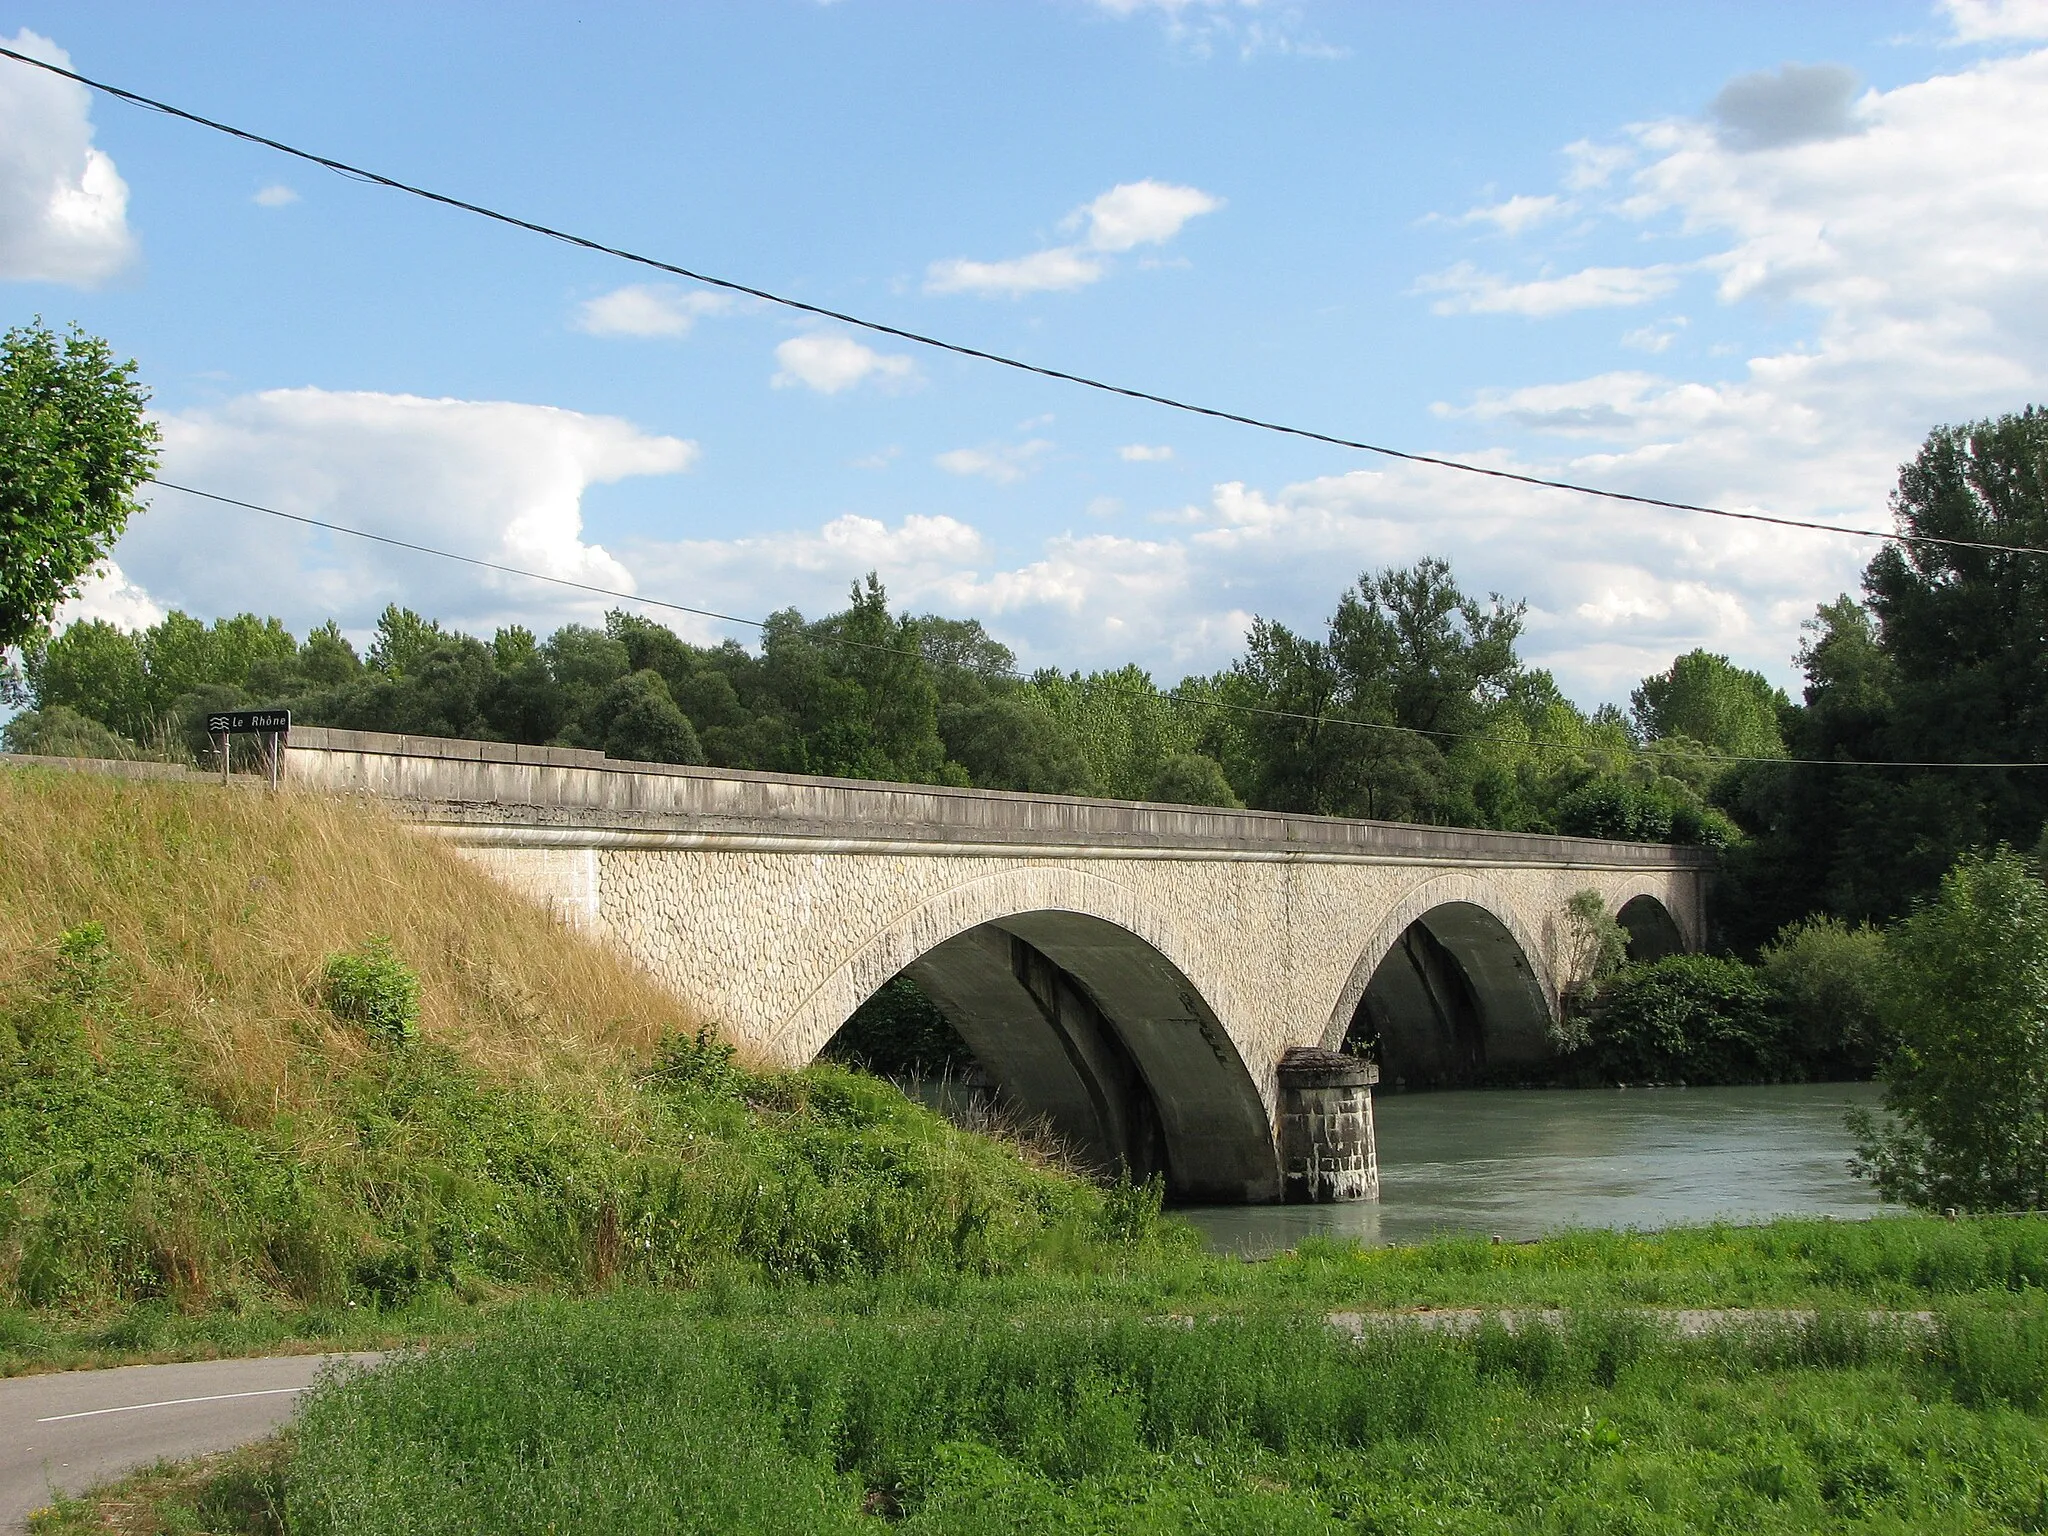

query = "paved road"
[{"left": 0, "top": 1353, "right": 380, "bottom": 1531}]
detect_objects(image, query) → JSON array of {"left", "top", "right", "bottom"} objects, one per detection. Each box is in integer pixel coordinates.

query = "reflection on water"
[{"left": 1182, "top": 1081, "right": 1888, "bottom": 1257}]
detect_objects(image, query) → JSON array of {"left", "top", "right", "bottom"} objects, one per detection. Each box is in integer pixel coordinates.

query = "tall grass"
[
  {"left": 278, "top": 1297, "right": 2048, "bottom": 1534},
  {"left": 0, "top": 766, "right": 1160, "bottom": 1318}
]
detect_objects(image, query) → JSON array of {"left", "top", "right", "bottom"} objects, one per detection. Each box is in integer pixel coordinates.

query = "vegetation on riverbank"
[
  {"left": 0, "top": 766, "right": 1169, "bottom": 1336},
  {"left": 33, "top": 1281, "right": 2048, "bottom": 1535}
]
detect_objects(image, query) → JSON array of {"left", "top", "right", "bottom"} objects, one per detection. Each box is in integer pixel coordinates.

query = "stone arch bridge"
[{"left": 286, "top": 727, "right": 1711, "bottom": 1205}]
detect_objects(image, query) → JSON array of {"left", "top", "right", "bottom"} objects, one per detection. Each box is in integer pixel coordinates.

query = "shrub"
[
  {"left": 1852, "top": 848, "right": 2048, "bottom": 1211},
  {"left": 320, "top": 937, "right": 420, "bottom": 1045},
  {"left": 1760, "top": 915, "right": 1890, "bottom": 1076},
  {"left": 823, "top": 977, "right": 976, "bottom": 1078},
  {"left": 1585, "top": 954, "right": 1787, "bottom": 1084}
]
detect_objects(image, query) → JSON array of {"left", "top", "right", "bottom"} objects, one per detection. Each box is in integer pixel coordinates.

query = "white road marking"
[{"left": 36, "top": 1386, "right": 308, "bottom": 1424}]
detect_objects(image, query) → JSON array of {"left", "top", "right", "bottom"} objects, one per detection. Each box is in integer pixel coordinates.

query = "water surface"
[{"left": 1183, "top": 1082, "right": 1887, "bottom": 1256}]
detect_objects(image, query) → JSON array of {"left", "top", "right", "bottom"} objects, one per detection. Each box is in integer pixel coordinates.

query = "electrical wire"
[
  {"left": 9, "top": 42, "right": 2046, "bottom": 565},
  {"left": 148, "top": 477, "right": 2048, "bottom": 772}
]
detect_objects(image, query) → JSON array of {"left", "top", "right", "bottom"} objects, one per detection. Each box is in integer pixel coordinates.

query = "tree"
[
  {"left": 1631, "top": 649, "right": 1787, "bottom": 760},
  {"left": 0, "top": 321, "right": 159, "bottom": 656},
  {"left": 598, "top": 669, "right": 703, "bottom": 764},
  {"left": 1852, "top": 849, "right": 2048, "bottom": 1211}
]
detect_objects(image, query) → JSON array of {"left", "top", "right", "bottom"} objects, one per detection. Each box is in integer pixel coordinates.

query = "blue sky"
[{"left": 6, "top": 1, "right": 2047, "bottom": 703}]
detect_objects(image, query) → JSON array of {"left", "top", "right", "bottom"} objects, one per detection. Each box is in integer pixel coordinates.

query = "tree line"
[{"left": 10, "top": 558, "right": 1788, "bottom": 852}]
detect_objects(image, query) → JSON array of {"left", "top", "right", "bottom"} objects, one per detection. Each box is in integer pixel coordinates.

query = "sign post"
[{"left": 205, "top": 709, "right": 291, "bottom": 789}]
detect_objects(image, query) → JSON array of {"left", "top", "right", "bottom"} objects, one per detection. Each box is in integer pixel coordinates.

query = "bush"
[
  {"left": 1584, "top": 954, "right": 1788, "bottom": 1084},
  {"left": 320, "top": 937, "right": 420, "bottom": 1045},
  {"left": 1852, "top": 848, "right": 2048, "bottom": 1211},
  {"left": 823, "top": 977, "right": 977, "bottom": 1078},
  {"left": 1, "top": 703, "right": 137, "bottom": 761},
  {"left": 1761, "top": 915, "right": 1889, "bottom": 1076}
]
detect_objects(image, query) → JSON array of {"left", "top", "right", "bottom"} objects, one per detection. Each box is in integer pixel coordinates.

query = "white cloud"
[
  {"left": 926, "top": 178, "right": 1221, "bottom": 297},
  {"left": 1563, "top": 139, "right": 1635, "bottom": 191},
  {"left": 924, "top": 248, "right": 1105, "bottom": 297},
  {"left": 108, "top": 389, "right": 696, "bottom": 639},
  {"left": 1066, "top": 180, "right": 1225, "bottom": 252},
  {"left": 0, "top": 29, "right": 136, "bottom": 286},
  {"left": 935, "top": 439, "right": 1054, "bottom": 484},
  {"left": 53, "top": 560, "right": 163, "bottom": 632},
  {"left": 1458, "top": 193, "right": 1565, "bottom": 235},
  {"left": 1416, "top": 260, "right": 1683, "bottom": 317},
  {"left": 1943, "top": 0, "right": 2048, "bottom": 41},
  {"left": 575, "top": 283, "right": 732, "bottom": 338},
  {"left": 252, "top": 183, "right": 299, "bottom": 208},
  {"left": 771, "top": 332, "right": 918, "bottom": 393},
  {"left": 1119, "top": 443, "right": 1174, "bottom": 462}
]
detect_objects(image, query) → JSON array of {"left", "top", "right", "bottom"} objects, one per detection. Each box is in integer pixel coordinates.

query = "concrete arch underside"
[{"left": 780, "top": 866, "right": 1280, "bottom": 1204}]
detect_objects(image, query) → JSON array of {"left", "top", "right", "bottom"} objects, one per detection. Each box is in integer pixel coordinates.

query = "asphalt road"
[{"left": 0, "top": 1353, "right": 380, "bottom": 1531}]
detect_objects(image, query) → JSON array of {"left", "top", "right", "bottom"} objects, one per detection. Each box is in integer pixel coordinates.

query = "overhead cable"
[
  {"left": 148, "top": 477, "right": 2048, "bottom": 772},
  {"left": 9, "top": 44, "right": 2045, "bottom": 565}
]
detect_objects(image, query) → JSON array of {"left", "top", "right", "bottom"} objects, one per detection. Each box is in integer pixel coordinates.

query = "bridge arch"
[
  {"left": 1323, "top": 872, "right": 1557, "bottom": 1087},
  {"left": 1616, "top": 892, "right": 1684, "bottom": 960},
  {"left": 776, "top": 865, "right": 1280, "bottom": 1203}
]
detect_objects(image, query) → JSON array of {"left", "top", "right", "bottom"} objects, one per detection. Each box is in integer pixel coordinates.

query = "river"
[{"left": 1183, "top": 1081, "right": 1889, "bottom": 1256}]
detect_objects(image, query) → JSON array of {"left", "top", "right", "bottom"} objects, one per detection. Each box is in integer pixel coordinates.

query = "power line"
[
  {"left": 148, "top": 477, "right": 2048, "bottom": 772},
  {"left": 10, "top": 43, "right": 2046, "bottom": 567}
]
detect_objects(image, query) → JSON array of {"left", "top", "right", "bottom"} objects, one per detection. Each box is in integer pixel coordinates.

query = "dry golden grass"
[{"left": 0, "top": 764, "right": 712, "bottom": 1126}]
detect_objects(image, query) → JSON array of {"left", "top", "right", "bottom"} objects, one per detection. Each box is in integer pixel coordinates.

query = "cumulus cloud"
[
  {"left": 252, "top": 183, "right": 299, "bottom": 208},
  {"left": 1387, "top": 41, "right": 2048, "bottom": 689},
  {"left": 1943, "top": 0, "right": 2048, "bottom": 41},
  {"left": 53, "top": 560, "right": 164, "bottom": 632},
  {"left": 935, "top": 439, "right": 1054, "bottom": 484},
  {"left": 1416, "top": 260, "right": 1683, "bottom": 316},
  {"left": 1710, "top": 63, "right": 1864, "bottom": 151},
  {"left": 925, "top": 179, "right": 1221, "bottom": 297},
  {"left": 105, "top": 389, "right": 697, "bottom": 639},
  {"left": 0, "top": 29, "right": 136, "bottom": 286},
  {"left": 575, "top": 283, "right": 733, "bottom": 338},
  {"left": 1119, "top": 443, "right": 1174, "bottom": 462},
  {"left": 1065, "top": 180, "right": 1225, "bottom": 252},
  {"left": 771, "top": 332, "right": 918, "bottom": 393}
]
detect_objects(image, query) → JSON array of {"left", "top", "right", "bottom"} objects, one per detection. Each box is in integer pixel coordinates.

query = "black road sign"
[{"left": 206, "top": 709, "right": 291, "bottom": 735}]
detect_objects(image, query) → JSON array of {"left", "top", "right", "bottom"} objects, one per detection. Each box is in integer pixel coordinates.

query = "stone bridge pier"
[{"left": 285, "top": 728, "right": 1712, "bottom": 1205}]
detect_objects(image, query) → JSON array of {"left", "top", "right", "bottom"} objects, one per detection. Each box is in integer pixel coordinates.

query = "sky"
[{"left": 5, "top": 0, "right": 2047, "bottom": 706}]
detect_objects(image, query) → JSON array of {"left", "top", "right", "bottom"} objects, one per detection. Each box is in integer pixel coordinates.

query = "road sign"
[{"left": 206, "top": 709, "right": 291, "bottom": 735}]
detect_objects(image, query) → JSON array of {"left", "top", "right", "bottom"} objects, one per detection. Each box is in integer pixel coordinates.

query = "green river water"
[{"left": 1184, "top": 1081, "right": 1888, "bottom": 1256}]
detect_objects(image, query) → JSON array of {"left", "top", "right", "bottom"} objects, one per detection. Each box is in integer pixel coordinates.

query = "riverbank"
[{"left": 28, "top": 1221, "right": 2048, "bottom": 1534}]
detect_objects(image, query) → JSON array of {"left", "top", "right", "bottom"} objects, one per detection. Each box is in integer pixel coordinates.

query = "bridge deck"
[{"left": 285, "top": 726, "right": 1711, "bottom": 871}]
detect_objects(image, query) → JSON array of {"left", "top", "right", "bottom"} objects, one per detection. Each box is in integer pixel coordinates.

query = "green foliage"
[
  {"left": 1725, "top": 407, "right": 2048, "bottom": 940},
  {"left": 320, "top": 938, "right": 421, "bottom": 1046},
  {"left": 597, "top": 669, "right": 703, "bottom": 764},
  {"left": 1760, "top": 916, "right": 1890, "bottom": 1076},
  {"left": 0, "top": 321, "right": 160, "bottom": 654},
  {"left": 1631, "top": 649, "right": 1788, "bottom": 761},
  {"left": 1582, "top": 955, "right": 1788, "bottom": 1085},
  {"left": 1144, "top": 751, "right": 1240, "bottom": 808},
  {"left": 1555, "top": 891, "right": 1628, "bottom": 1051},
  {"left": 0, "top": 704, "right": 136, "bottom": 761},
  {"left": 0, "top": 926, "right": 1147, "bottom": 1314},
  {"left": 272, "top": 1295, "right": 2048, "bottom": 1535},
  {"left": 823, "top": 977, "right": 977, "bottom": 1078},
  {"left": 1853, "top": 848, "right": 2048, "bottom": 1211}
]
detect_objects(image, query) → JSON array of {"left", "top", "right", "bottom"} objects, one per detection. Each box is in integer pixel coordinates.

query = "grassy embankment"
[
  {"left": 12, "top": 763, "right": 2048, "bottom": 1531},
  {"left": 0, "top": 763, "right": 1165, "bottom": 1372}
]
